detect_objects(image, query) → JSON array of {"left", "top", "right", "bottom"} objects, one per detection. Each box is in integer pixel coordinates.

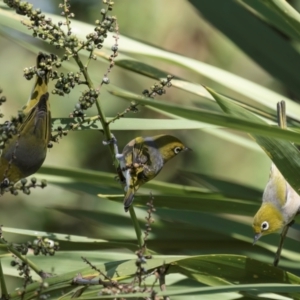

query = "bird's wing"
[
  {"left": 132, "top": 140, "right": 157, "bottom": 179},
  {"left": 263, "top": 164, "right": 300, "bottom": 222},
  {"left": 123, "top": 139, "right": 156, "bottom": 211},
  {"left": 263, "top": 163, "right": 288, "bottom": 207}
]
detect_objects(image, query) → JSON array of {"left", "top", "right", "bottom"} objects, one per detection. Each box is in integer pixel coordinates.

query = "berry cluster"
[
  {"left": 24, "top": 53, "right": 58, "bottom": 81},
  {"left": 71, "top": 88, "right": 100, "bottom": 117},
  {"left": 52, "top": 71, "right": 80, "bottom": 96},
  {"left": 142, "top": 75, "right": 173, "bottom": 98}
]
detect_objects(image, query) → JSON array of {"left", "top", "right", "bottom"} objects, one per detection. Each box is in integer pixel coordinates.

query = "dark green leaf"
[
  {"left": 189, "top": 0, "right": 300, "bottom": 97},
  {"left": 207, "top": 87, "right": 300, "bottom": 198},
  {"left": 108, "top": 86, "right": 300, "bottom": 143}
]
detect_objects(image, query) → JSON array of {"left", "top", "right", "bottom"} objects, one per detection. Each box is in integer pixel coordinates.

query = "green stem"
[
  {"left": 0, "top": 260, "right": 9, "bottom": 300},
  {"left": 107, "top": 106, "right": 134, "bottom": 125},
  {"left": 72, "top": 54, "right": 142, "bottom": 243},
  {"left": 70, "top": 115, "right": 101, "bottom": 130},
  {"left": 63, "top": 0, "right": 71, "bottom": 33},
  {"left": 73, "top": 54, "right": 118, "bottom": 167},
  {"left": 129, "top": 206, "right": 143, "bottom": 249}
]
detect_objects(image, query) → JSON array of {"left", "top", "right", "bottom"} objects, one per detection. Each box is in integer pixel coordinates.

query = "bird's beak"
[
  {"left": 184, "top": 147, "right": 192, "bottom": 152},
  {"left": 253, "top": 233, "right": 262, "bottom": 245}
]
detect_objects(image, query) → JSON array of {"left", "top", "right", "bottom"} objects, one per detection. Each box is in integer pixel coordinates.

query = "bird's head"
[
  {"left": 152, "top": 135, "right": 190, "bottom": 163},
  {"left": 252, "top": 203, "right": 284, "bottom": 244}
]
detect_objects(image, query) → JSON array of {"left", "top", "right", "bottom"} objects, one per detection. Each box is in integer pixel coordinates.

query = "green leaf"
[
  {"left": 6, "top": 254, "right": 300, "bottom": 299},
  {"left": 241, "top": 0, "right": 300, "bottom": 42},
  {"left": 108, "top": 86, "right": 300, "bottom": 144},
  {"left": 180, "top": 171, "right": 262, "bottom": 200},
  {"left": 52, "top": 118, "right": 218, "bottom": 131},
  {"left": 176, "top": 255, "right": 300, "bottom": 284},
  {"left": 206, "top": 87, "right": 300, "bottom": 197},
  {"left": 37, "top": 165, "right": 210, "bottom": 196},
  {"left": 101, "top": 193, "right": 258, "bottom": 216},
  {"left": 2, "top": 7, "right": 300, "bottom": 121},
  {"left": 1, "top": 227, "right": 136, "bottom": 250},
  {"left": 189, "top": 0, "right": 300, "bottom": 97}
]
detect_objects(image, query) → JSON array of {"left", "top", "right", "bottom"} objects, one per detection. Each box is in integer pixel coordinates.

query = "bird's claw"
[
  {"left": 103, "top": 133, "right": 125, "bottom": 167},
  {"left": 116, "top": 153, "right": 124, "bottom": 160},
  {"left": 102, "top": 133, "right": 117, "bottom": 146}
]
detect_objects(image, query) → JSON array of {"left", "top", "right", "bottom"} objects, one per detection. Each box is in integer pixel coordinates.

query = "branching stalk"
[
  {"left": 0, "top": 238, "right": 46, "bottom": 279},
  {"left": 0, "top": 260, "right": 8, "bottom": 300}
]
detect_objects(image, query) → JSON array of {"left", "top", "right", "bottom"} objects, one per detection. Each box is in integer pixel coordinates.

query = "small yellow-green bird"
[
  {"left": 252, "top": 163, "right": 300, "bottom": 242},
  {"left": 0, "top": 53, "right": 51, "bottom": 188},
  {"left": 252, "top": 101, "right": 300, "bottom": 265},
  {"left": 116, "top": 134, "right": 189, "bottom": 211}
]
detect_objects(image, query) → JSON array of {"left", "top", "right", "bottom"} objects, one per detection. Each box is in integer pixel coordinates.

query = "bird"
[
  {"left": 0, "top": 52, "right": 52, "bottom": 189},
  {"left": 116, "top": 134, "right": 189, "bottom": 212},
  {"left": 252, "top": 163, "right": 300, "bottom": 241},
  {"left": 252, "top": 101, "right": 300, "bottom": 265}
]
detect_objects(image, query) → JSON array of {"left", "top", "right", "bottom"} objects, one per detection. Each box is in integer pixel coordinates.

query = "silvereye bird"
[
  {"left": 252, "top": 101, "right": 300, "bottom": 266},
  {"left": 0, "top": 53, "right": 51, "bottom": 188},
  {"left": 114, "top": 134, "right": 189, "bottom": 211},
  {"left": 252, "top": 164, "right": 300, "bottom": 240}
]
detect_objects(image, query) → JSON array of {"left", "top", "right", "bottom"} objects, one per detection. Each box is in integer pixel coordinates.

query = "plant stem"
[
  {"left": 129, "top": 206, "right": 143, "bottom": 249},
  {"left": 73, "top": 54, "right": 119, "bottom": 167},
  {"left": 107, "top": 108, "right": 131, "bottom": 125},
  {"left": 72, "top": 54, "right": 141, "bottom": 243},
  {"left": 0, "top": 239, "right": 46, "bottom": 278},
  {"left": 0, "top": 260, "right": 9, "bottom": 300}
]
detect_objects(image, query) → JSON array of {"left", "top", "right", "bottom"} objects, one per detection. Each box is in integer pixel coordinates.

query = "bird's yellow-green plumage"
[
  {"left": 267, "top": 164, "right": 287, "bottom": 207},
  {"left": 120, "top": 134, "right": 189, "bottom": 211},
  {"left": 0, "top": 53, "right": 51, "bottom": 187},
  {"left": 252, "top": 101, "right": 300, "bottom": 244},
  {"left": 252, "top": 163, "right": 300, "bottom": 241},
  {"left": 252, "top": 202, "right": 284, "bottom": 236}
]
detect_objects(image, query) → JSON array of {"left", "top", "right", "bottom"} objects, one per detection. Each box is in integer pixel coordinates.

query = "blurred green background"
[
  {"left": 0, "top": 1, "right": 284, "bottom": 239},
  {"left": 2, "top": 0, "right": 300, "bottom": 292},
  {"left": 0, "top": 0, "right": 272, "bottom": 220}
]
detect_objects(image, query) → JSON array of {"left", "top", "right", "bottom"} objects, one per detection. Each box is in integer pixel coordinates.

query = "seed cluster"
[
  {"left": 0, "top": 1, "right": 174, "bottom": 298},
  {"left": 142, "top": 75, "right": 174, "bottom": 98},
  {"left": 0, "top": 113, "right": 24, "bottom": 150},
  {"left": 52, "top": 71, "right": 80, "bottom": 96},
  {"left": 72, "top": 88, "right": 100, "bottom": 117},
  {"left": 24, "top": 54, "right": 58, "bottom": 81},
  {"left": 0, "top": 176, "right": 47, "bottom": 196}
]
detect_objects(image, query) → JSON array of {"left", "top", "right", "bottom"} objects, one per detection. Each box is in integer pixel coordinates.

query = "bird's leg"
[
  {"left": 102, "top": 133, "right": 123, "bottom": 160},
  {"left": 273, "top": 220, "right": 294, "bottom": 267},
  {"left": 102, "top": 134, "right": 126, "bottom": 184}
]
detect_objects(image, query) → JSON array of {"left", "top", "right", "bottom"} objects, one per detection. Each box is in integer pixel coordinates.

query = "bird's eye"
[
  {"left": 174, "top": 147, "right": 182, "bottom": 154},
  {"left": 261, "top": 221, "right": 269, "bottom": 231}
]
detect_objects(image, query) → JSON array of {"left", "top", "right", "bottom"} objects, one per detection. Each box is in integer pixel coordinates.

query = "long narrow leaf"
[
  {"left": 1, "top": 7, "right": 300, "bottom": 121},
  {"left": 189, "top": 0, "right": 300, "bottom": 97},
  {"left": 206, "top": 87, "right": 300, "bottom": 198},
  {"left": 108, "top": 86, "right": 300, "bottom": 144},
  {"left": 52, "top": 118, "right": 218, "bottom": 131}
]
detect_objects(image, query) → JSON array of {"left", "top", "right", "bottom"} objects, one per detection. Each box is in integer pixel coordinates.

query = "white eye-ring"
[
  {"left": 261, "top": 221, "right": 269, "bottom": 231},
  {"left": 174, "top": 147, "right": 182, "bottom": 154}
]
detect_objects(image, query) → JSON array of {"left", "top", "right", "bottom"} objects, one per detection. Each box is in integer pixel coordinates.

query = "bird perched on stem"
[
  {"left": 108, "top": 134, "right": 190, "bottom": 211},
  {"left": 252, "top": 101, "right": 300, "bottom": 266},
  {"left": 0, "top": 52, "right": 52, "bottom": 190}
]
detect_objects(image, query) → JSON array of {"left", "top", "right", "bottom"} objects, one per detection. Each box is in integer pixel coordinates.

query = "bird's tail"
[{"left": 123, "top": 188, "right": 136, "bottom": 212}]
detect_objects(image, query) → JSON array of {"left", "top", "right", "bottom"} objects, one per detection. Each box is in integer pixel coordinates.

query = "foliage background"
[
  {"left": 0, "top": 0, "right": 269, "bottom": 227},
  {"left": 1, "top": 0, "right": 300, "bottom": 298}
]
